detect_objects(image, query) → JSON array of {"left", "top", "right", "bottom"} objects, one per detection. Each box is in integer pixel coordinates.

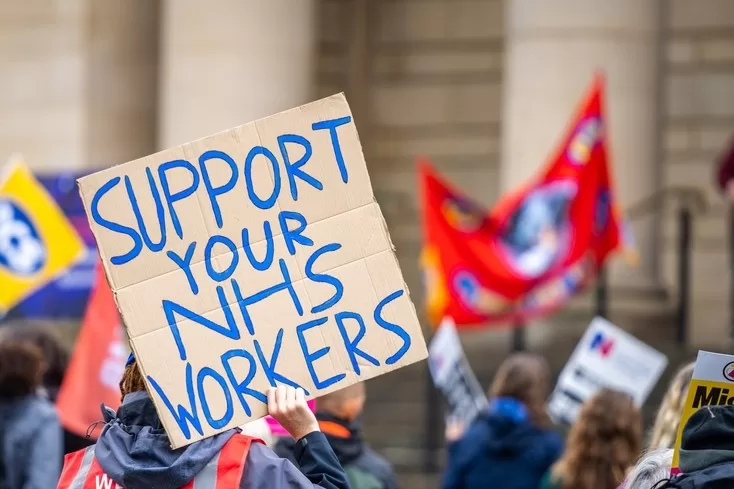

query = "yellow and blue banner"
[{"left": 0, "top": 156, "right": 86, "bottom": 315}]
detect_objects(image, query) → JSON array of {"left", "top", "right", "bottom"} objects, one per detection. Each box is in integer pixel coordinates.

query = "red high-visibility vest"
[{"left": 57, "top": 434, "right": 261, "bottom": 489}]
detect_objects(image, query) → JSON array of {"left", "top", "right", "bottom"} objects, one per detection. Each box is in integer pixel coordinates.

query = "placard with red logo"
[
  {"left": 672, "top": 351, "right": 734, "bottom": 474},
  {"left": 547, "top": 316, "right": 667, "bottom": 425}
]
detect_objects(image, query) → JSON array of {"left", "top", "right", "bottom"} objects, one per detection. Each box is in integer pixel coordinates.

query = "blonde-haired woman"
[{"left": 648, "top": 362, "right": 694, "bottom": 449}]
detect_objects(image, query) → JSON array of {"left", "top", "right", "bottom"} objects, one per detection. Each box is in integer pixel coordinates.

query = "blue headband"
[{"left": 125, "top": 352, "right": 135, "bottom": 367}]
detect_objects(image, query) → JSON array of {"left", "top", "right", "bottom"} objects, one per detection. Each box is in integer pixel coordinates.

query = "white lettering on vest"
[
  {"left": 95, "top": 474, "right": 113, "bottom": 489},
  {"left": 95, "top": 474, "right": 123, "bottom": 489}
]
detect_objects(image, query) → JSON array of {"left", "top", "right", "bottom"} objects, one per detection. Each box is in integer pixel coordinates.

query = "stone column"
[
  {"left": 500, "top": 0, "right": 664, "bottom": 291},
  {"left": 0, "top": 0, "right": 86, "bottom": 172},
  {"left": 159, "top": 0, "right": 317, "bottom": 148},
  {"left": 0, "top": 0, "right": 158, "bottom": 172},
  {"left": 86, "top": 0, "right": 160, "bottom": 169}
]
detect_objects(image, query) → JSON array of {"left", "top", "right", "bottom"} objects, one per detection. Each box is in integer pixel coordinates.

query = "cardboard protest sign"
[
  {"left": 672, "top": 351, "right": 734, "bottom": 474},
  {"left": 428, "top": 317, "right": 488, "bottom": 424},
  {"left": 78, "top": 94, "right": 427, "bottom": 448},
  {"left": 548, "top": 316, "right": 667, "bottom": 425}
]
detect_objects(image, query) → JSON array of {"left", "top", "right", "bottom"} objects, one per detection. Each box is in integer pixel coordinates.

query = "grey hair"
[{"left": 624, "top": 448, "right": 673, "bottom": 489}]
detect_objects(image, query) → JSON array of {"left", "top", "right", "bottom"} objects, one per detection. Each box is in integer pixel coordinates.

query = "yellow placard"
[
  {"left": 672, "top": 351, "right": 734, "bottom": 473},
  {"left": 0, "top": 156, "right": 86, "bottom": 314}
]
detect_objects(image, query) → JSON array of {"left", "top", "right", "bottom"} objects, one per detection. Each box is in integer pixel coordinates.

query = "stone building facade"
[{"left": 0, "top": 0, "right": 733, "bottom": 347}]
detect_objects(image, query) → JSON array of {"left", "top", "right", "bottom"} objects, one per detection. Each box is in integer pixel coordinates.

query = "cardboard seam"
[
  {"left": 126, "top": 246, "right": 399, "bottom": 341},
  {"left": 113, "top": 200, "right": 380, "bottom": 293},
  {"left": 362, "top": 254, "right": 399, "bottom": 366}
]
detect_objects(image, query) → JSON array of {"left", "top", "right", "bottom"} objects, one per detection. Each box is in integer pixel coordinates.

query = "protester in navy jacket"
[
  {"left": 57, "top": 354, "right": 349, "bottom": 489},
  {"left": 441, "top": 353, "right": 562, "bottom": 489}
]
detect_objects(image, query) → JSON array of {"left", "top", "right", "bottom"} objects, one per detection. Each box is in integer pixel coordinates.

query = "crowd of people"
[
  {"left": 441, "top": 356, "right": 702, "bottom": 489},
  {"left": 0, "top": 326, "right": 731, "bottom": 489}
]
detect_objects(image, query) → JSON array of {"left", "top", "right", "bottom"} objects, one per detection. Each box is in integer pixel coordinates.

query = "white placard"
[
  {"left": 548, "top": 316, "right": 668, "bottom": 424},
  {"left": 428, "top": 317, "right": 488, "bottom": 424}
]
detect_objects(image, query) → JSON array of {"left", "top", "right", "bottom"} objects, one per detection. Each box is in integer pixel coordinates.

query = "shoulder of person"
[
  {"left": 355, "top": 447, "right": 397, "bottom": 482},
  {"left": 22, "top": 395, "right": 59, "bottom": 423},
  {"left": 533, "top": 429, "right": 564, "bottom": 467},
  {"left": 540, "top": 428, "right": 564, "bottom": 449},
  {"left": 242, "top": 441, "right": 297, "bottom": 485},
  {"left": 463, "top": 415, "right": 492, "bottom": 439},
  {"left": 539, "top": 470, "right": 562, "bottom": 489},
  {"left": 272, "top": 436, "right": 298, "bottom": 463},
  {"left": 445, "top": 419, "right": 489, "bottom": 467},
  {"left": 246, "top": 440, "right": 285, "bottom": 465},
  {"left": 344, "top": 465, "right": 384, "bottom": 489}
]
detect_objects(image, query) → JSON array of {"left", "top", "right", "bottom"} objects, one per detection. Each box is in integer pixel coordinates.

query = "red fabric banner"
[
  {"left": 421, "top": 74, "right": 632, "bottom": 327},
  {"left": 56, "top": 264, "right": 126, "bottom": 437}
]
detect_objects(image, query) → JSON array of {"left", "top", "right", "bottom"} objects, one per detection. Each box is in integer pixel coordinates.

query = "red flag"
[
  {"left": 421, "top": 74, "right": 630, "bottom": 327},
  {"left": 56, "top": 264, "right": 127, "bottom": 437}
]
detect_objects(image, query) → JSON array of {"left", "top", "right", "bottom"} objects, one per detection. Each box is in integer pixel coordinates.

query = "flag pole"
[
  {"left": 595, "top": 266, "right": 608, "bottom": 319},
  {"left": 511, "top": 320, "right": 526, "bottom": 352}
]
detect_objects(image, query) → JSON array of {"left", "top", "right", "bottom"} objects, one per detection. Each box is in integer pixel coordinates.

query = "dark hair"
[
  {"left": 0, "top": 340, "right": 45, "bottom": 399},
  {"left": 5, "top": 326, "right": 68, "bottom": 388},
  {"left": 489, "top": 353, "right": 552, "bottom": 427},
  {"left": 552, "top": 388, "right": 643, "bottom": 489}
]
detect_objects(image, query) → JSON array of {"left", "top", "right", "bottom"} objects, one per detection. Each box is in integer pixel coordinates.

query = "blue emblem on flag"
[{"left": 0, "top": 199, "right": 47, "bottom": 276}]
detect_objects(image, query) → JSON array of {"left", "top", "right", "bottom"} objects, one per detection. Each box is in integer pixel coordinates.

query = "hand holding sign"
[
  {"left": 267, "top": 386, "right": 318, "bottom": 441},
  {"left": 266, "top": 398, "right": 316, "bottom": 437},
  {"left": 78, "top": 94, "right": 427, "bottom": 447}
]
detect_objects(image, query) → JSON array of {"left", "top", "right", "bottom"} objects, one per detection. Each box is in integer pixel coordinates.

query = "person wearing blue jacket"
[
  {"left": 0, "top": 338, "right": 63, "bottom": 489},
  {"left": 441, "top": 353, "right": 563, "bottom": 489}
]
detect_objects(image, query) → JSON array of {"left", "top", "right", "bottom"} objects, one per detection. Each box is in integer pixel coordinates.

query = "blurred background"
[{"left": 1, "top": 0, "right": 733, "bottom": 486}]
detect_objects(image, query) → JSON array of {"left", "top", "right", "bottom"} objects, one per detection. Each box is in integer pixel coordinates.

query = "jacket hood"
[
  {"left": 95, "top": 391, "right": 236, "bottom": 489},
  {"left": 679, "top": 404, "right": 734, "bottom": 474},
  {"left": 481, "top": 397, "right": 542, "bottom": 456}
]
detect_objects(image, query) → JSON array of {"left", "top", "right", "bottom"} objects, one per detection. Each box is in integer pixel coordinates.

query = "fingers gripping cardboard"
[{"left": 78, "top": 94, "right": 427, "bottom": 448}]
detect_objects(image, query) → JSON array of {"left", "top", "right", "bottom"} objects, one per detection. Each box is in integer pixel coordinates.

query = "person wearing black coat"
[
  {"left": 660, "top": 404, "right": 734, "bottom": 488},
  {"left": 275, "top": 382, "right": 399, "bottom": 489}
]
